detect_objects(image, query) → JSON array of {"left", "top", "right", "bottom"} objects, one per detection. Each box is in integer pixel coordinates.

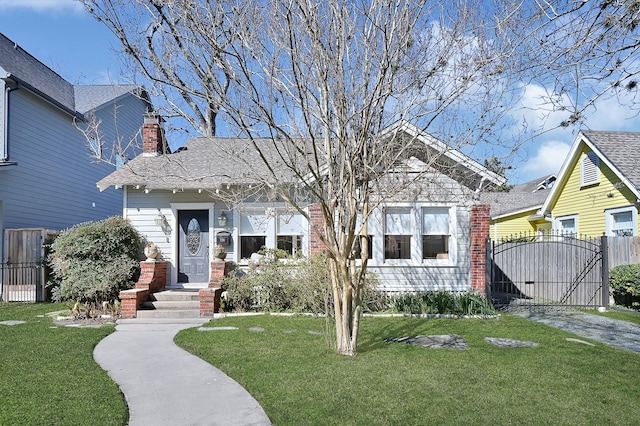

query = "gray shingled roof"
[
  {"left": 0, "top": 32, "right": 75, "bottom": 113},
  {"left": 97, "top": 137, "right": 301, "bottom": 191},
  {"left": 480, "top": 189, "right": 549, "bottom": 218},
  {"left": 74, "top": 85, "right": 144, "bottom": 114},
  {"left": 1, "top": 33, "right": 148, "bottom": 117},
  {"left": 582, "top": 130, "right": 640, "bottom": 190}
]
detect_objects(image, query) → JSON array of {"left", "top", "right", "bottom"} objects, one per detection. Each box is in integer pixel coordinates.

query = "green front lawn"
[
  {"left": 176, "top": 314, "right": 640, "bottom": 425},
  {"left": 0, "top": 303, "right": 127, "bottom": 426}
]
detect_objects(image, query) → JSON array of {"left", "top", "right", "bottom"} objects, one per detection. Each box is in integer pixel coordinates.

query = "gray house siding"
[
  {"left": 1, "top": 89, "right": 121, "bottom": 229},
  {"left": 0, "top": 88, "right": 147, "bottom": 268}
]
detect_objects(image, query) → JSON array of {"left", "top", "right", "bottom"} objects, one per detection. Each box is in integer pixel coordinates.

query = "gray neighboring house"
[{"left": 0, "top": 33, "right": 151, "bottom": 301}]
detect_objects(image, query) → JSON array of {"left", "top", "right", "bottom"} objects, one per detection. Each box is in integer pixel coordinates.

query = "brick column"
[
  {"left": 200, "top": 260, "right": 233, "bottom": 317},
  {"left": 135, "top": 261, "right": 168, "bottom": 293},
  {"left": 208, "top": 261, "right": 233, "bottom": 288},
  {"left": 470, "top": 204, "right": 491, "bottom": 294},
  {"left": 308, "top": 203, "right": 326, "bottom": 255},
  {"left": 119, "top": 261, "right": 167, "bottom": 318}
]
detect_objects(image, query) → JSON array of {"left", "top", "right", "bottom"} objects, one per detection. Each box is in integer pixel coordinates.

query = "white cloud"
[
  {"left": 520, "top": 139, "right": 571, "bottom": 180},
  {"left": 514, "top": 83, "right": 571, "bottom": 131},
  {"left": 0, "top": 0, "right": 84, "bottom": 12}
]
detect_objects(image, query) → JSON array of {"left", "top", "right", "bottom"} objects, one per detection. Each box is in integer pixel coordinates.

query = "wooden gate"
[
  {"left": 487, "top": 234, "right": 609, "bottom": 309},
  {"left": 1, "top": 229, "right": 49, "bottom": 302}
]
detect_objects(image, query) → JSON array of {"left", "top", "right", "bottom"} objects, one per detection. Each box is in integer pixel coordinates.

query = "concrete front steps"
[{"left": 136, "top": 289, "right": 202, "bottom": 319}]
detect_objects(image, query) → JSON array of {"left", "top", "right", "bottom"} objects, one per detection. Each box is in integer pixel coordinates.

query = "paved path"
[
  {"left": 514, "top": 310, "right": 640, "bottom": 353},
  {"left": 93, "top": 319, "right": 271, "bottom": 426}
]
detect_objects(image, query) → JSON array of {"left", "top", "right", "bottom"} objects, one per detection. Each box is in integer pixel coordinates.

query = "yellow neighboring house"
[
  {"left": 484, "top": 130, "right": 640, "bottom": 240},
  {"left": 540, "top": 130, "right": 640, "bottom": 238}
]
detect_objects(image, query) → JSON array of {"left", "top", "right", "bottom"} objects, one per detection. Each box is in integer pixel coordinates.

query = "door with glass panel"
[{"left": 178, "top": 210, "right": 209, "bottom": 283}]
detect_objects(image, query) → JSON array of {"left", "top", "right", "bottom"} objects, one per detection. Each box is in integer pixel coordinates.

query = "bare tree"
[
  {"left": 81, "top": 0, "right": 248, "bottom": 137},
  {"left": 82, "top": 0, "right": 640, "bottom": 355},
  {"left": 505, "top": 0, "right": 640, "bottom": 126}
]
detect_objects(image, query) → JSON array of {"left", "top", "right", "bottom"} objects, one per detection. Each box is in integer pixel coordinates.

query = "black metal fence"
[
  {"left": 487, "top": 233, "right": 609, "bottom": 310},
  {"left": 1, "top": 262, "right": 45, "bottom": 302}
]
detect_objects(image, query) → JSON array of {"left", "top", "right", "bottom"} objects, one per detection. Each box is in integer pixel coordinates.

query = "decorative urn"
[{"left": 144, "top": 244, "right": 159, "bottom": 261}]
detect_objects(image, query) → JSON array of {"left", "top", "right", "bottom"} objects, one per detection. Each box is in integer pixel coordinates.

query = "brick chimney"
[{"left": 142, "top": 113, "right": 169, "bottom": 156}]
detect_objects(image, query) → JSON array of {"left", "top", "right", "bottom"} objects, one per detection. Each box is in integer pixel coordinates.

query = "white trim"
[
  {"left": 377, "top": 202, "right": 457, "bottom": 267},
  {"left": 554, "top": 213, "right": 578, "bottom": 236},
  {"left": 605, "top": 205, "right": 638, "bottom": 236},
  {"left": 169, "top": 202, "right": 215, "bottom": 287},
  {"left": 491, "top": 205, "right": 543, "bottom": 221}
]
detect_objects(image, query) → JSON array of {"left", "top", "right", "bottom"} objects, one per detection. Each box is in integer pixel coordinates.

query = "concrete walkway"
[
  {"left": 93, "top": 319, "right": 271, "bottom": 426},
  {"left": 514, "top": 310, "right": 640, "bottom": 353}
]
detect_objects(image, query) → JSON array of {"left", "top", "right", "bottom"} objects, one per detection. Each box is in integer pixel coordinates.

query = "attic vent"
[{"left": 580, "top": 151, "right": 599, "bottom": 187}]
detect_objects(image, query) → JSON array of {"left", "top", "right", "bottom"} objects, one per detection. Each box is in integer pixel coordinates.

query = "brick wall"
[
  {"left": 470, "top": 204, "right": 490, "bottom": 294},
  {"left": 308, "top": 203, "right": 325, "bottom": 255}
]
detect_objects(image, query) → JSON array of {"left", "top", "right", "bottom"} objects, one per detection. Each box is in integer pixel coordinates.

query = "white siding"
[{"left": 368, "top": 205, "right": 471, "bottom": 292}]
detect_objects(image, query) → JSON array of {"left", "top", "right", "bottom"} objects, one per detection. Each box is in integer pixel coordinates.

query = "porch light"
[
  {"left": 155, "top": 212, "right": 172, "bottom": 235},
  {"left": 218, "top": 211, "right": 228, "bottom": 227}
]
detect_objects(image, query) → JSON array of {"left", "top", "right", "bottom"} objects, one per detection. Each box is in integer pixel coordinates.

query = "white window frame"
[
  {"left": 276, "top": 210, "right": 306, "bottom": 257},
  {"left": 580, "top": 151, "right": 600, "bottom": 187},
  {"left": 606, "top": 206, "right": 637, "bottom": 237},
  {"left": 376, "top": 203, "right": 457, "bottom": 267},
  {"left": 555, "top": 214, "right": 578, "bottom": 237},
  {"left": 383, "top": 207, "right": 413, "bottom": 263},
  {"left": 239, "top": 208, "right": 271, "bottom": 261},
  {"left": 421, "top": 207, "right": 453, "bottom": 263}
]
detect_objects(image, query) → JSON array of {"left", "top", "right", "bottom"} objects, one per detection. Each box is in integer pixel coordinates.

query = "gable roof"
[
  {"left": 0, "top": 32, "right": 149, "bottom": 118},
  {"left": 98, "top": 121, "right": 506, "bottom": 192},
  {"left": 540, "top": 130, "right": 640, "bottom": 215},
  {"left": 74, "top": 85, "right": 150, "bottom": 114},
  {"left": 0, "top": 32, "right": 76, "bottom": 116}
]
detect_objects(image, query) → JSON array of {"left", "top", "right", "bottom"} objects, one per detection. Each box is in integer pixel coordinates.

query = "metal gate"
[
  {"left": 487, "top": 233, "right": 609, "bottom": 310},
  {"left": 1, "top": 229, "right": 51, "bottom": 302}
]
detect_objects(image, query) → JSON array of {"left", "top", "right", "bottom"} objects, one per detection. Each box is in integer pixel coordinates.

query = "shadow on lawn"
[{"left": 356, "top": 317, "right": 447, "bottom": 354}]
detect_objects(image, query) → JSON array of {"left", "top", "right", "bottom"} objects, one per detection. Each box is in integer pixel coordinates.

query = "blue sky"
[{"left": 2, "top": 0, "right": 640, "bottom": 184}]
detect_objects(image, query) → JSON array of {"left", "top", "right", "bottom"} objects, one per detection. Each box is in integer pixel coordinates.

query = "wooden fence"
[
  {"left": 607, "top": 236, "right": 640, "bottom": 268},
  {"left": 1, "top": 228, "right": 57, "bottom": 302}
]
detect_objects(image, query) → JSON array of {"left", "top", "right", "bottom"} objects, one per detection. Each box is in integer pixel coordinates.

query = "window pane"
[
  {"left": 186, "top": 218, "right": 201, "bottom": 255},
  {"left": 613, "top": 211, "right": 633, "bottom": 236},
  {"left": 353, "top": 236, "right": 373, "bottom": 260},
  {"left": 423, "top": 235, "right": 449, "bottom": 259},
  {"left": 277, "top": 235, "right": 302, "bottom": 255},
  {"left": 560, "top": 218, "right": 576, "bottom": 234},
  {"left": 240, "top": 212, "right": 268, "bottom": 234},
  {"left": 278, "top": 212, "right": 305, "bottom": 235},
  {"left": 422, "top": 208, "right": 449, "bottom": 234},
  {"left": 385, "top": 235, "right": 411, "bottom": 259},
  {"left": 385, "top": 208, "right": 412, "bottom": 235},
  {"left": 240, "top": 236, "right": 266, "bottom": 258}
]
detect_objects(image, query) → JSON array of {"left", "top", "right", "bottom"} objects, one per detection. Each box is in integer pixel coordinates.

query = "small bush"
[
  {"left": 390, "top": 291, "right": 495, "bottom": 316},
  {"left": 223, "top": 252, "right": 381, "bottom": 314},
  {"left": 47, "top": 216, "right": 142, "bottom": 306},
  {"left": 609, "top": 264, "right": 640, "bottom": 308}
]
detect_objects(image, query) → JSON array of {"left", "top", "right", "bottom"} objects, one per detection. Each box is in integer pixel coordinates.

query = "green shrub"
[
  {"left": 223, "top": 252, "right": 381, "bottom": 314},
  {"left": 609, "top": 264, "right": 640, "bottom": 308},
  {"left": 390, "top": 291, "right": 496, "bottom": 316},
  {"left": 47, "top": 216, "right": 142, "bottom": 306}
]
